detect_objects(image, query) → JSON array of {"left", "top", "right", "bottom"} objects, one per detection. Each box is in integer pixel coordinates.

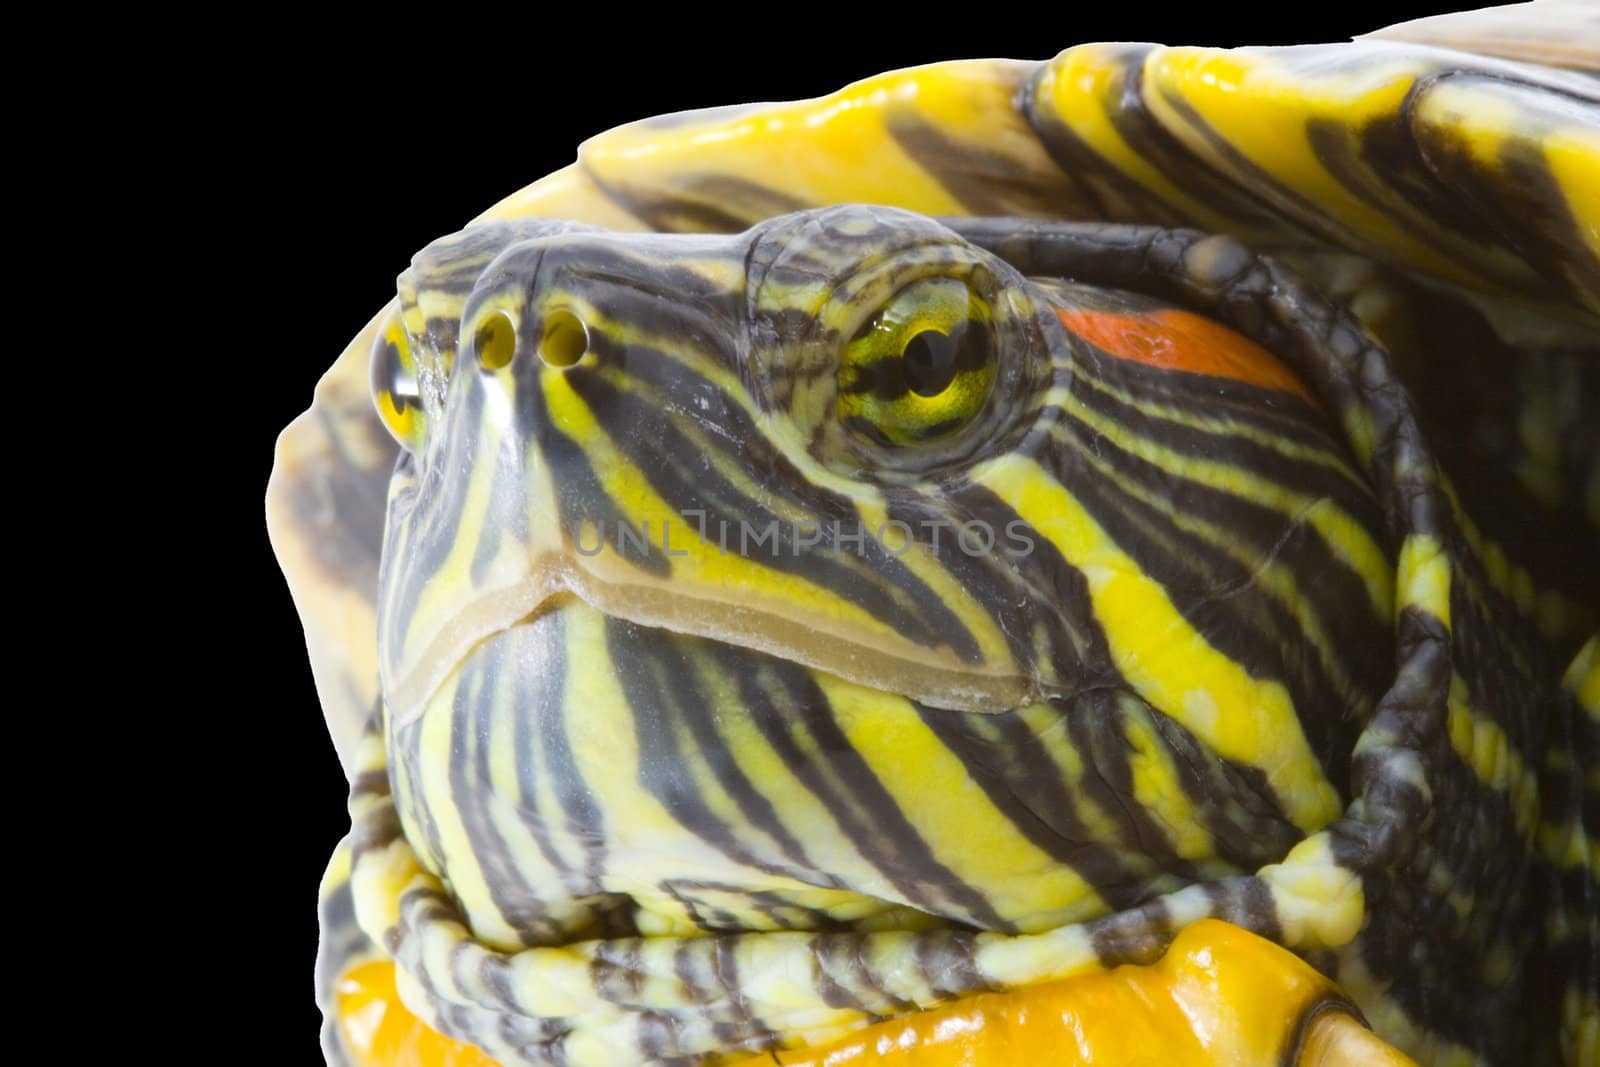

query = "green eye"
[
  {"left": 370, "top": 311, "right": 426, "bottom": 451},
  {"left": 837, "top": 277, "right": 997, "bottom": 446}
]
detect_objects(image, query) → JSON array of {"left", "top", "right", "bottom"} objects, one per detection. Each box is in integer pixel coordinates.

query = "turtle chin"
[{"left": 391, "top": 588, "right": 1071, "bottom": 941}]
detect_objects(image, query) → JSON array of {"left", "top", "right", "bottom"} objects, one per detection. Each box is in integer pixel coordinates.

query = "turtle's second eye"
[
  {"left": 370, "top": 311, "right": 425, "bottom": 451},
  {"left": 837, "top": 277, "right": 997, "bottom": 446}
]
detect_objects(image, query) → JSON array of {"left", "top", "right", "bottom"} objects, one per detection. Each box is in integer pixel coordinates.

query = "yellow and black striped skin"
[
  {"left": 329, "top": 209, "right": 1580, "bottom": 1067},
  {"left": 379, "top": 210, "right": 1387, "bottom": 915},
  {"left": 266, "top": 35, "right": 1600, "bottom": 1067},
  {"left": 1547, "top": 636, "right": 1600, "bottom": 1067}
]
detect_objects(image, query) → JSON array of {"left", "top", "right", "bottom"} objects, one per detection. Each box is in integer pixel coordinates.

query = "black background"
[{"left": 238, "top": 6, "right": 1475, "bottom": 1057}]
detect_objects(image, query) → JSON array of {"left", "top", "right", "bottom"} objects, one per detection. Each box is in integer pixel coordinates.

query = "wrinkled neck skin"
[{"left": 341, "top": 207, "right": 1572, "bottom": 1066}]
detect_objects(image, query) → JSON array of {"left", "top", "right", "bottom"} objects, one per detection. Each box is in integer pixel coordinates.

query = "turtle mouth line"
[{"left": 384, "top": 568, "right": 1036, "bottom": 731}]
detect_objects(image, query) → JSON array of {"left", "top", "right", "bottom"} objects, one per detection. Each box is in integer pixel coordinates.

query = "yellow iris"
[
  {"left": 837, "top": 277, "right": 997, "bottom": 445},
  {"left": 370, "top": 311, "right": 426, "bottom": 450}
]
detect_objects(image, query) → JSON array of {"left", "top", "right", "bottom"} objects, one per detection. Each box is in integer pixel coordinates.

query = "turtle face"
[
  {"left": 374, "top": 206, "right": 1072, "bottom": 730},
  {"left": 373, "top": 204, "right": 1395, "bottom": 862},
  {"left": 373, "top": 206, "right": 1390, "bottom": 765},
  {"left": 342, "top": 203, "right": 1423, "bottom": 1066}
]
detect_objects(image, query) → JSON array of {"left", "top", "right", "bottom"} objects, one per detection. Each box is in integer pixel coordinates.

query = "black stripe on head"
[
  {"left": 520, "top": 368, "right": 672, "bottom": 577},
  {"left": 911, "top": 703, "right": 1150, "bottom": 911},
  {"left": 606, "top": 617, "right": 801, "bottom": 876},
  {"left": 1044, "top": 409, "right": 1383, "bottom": 776},
  {"left": 562, "top": 342, "right": 986, "bottom": 662},
  {"left": 502, "top": 611, "right": 612, "bottom": 904},
  {"left": 732, "top": 650, "right": 1015, "bottom": 932},
  {"left": 904, "top": 480, "right": 1116, "bottom": 687},
  {"left": 452, "top": 638, "right": 564, "bottom": 944},
  {"left": 1066, "top": 688, "right": 1201, "bottom": 884}
]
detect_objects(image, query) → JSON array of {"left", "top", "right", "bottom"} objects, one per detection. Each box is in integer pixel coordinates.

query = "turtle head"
[
  {"left": 372, "top": 206, "right": 1077, "bottom": 728},
  {"left": 371, "top": 207, "right": 1388, "bottom": 844}
]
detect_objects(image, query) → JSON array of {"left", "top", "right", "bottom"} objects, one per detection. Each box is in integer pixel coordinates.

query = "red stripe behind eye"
[{"left": 1056, "top": 308, "right": 1317, "bottom": 405}]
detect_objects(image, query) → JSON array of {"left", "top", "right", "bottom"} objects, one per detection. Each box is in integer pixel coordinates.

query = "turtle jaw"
[
  {"left": 366, "top": 591, "right": 1380, "bottom": 1062},
  {"left": 380, "top": 556, "right": 1040, "bottom": 735},
  {"left": 373, "top": 213, "right": 1063, "bottom": 732}
]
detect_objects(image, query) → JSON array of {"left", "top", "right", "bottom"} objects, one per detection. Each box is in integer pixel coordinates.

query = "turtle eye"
[
  {"left": 837, "top": 277, "right": 997, "bottom": 446},
  {"left": 370, "top": 311, "right": 426, "bottom": 451}
]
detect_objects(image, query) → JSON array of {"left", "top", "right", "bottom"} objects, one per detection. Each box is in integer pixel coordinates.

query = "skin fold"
[{"left": 333, "top": 923, "right": 1418, "bottom": 1067}]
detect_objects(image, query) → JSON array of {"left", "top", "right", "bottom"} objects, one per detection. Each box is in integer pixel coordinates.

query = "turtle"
[{"left": 267, "top": 6, "right": 1600, "bottom": 1066}]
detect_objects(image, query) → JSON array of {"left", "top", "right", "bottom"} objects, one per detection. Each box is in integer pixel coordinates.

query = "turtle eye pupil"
[
  {"left": 379, "top": 343, "right": 412, "bottom": 405},
  {"left": 835, "top": 275, "right": 997, "bottom": 448},
  {"left": 902, "top": 328, "right": 960, "bottom": 397}
]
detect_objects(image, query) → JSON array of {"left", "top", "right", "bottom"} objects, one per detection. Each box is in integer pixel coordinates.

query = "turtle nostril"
[
  {"left": 540, "top": 309, "right": 589, "bottom": 368},
  {"left": 475, "top": 311, "right": 517, "bottom": 370}
]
